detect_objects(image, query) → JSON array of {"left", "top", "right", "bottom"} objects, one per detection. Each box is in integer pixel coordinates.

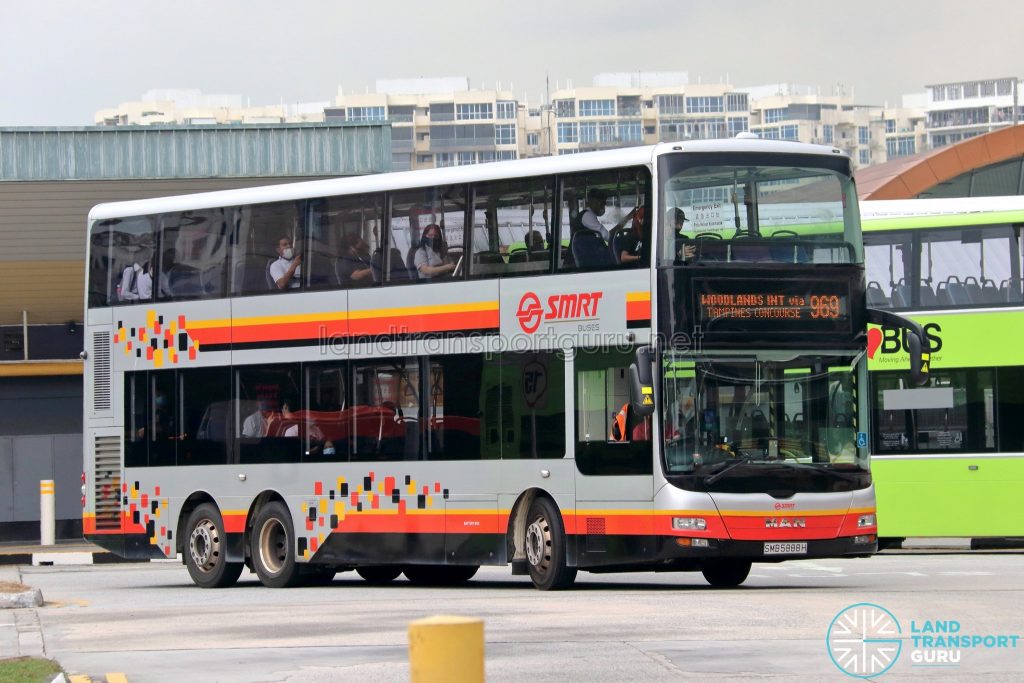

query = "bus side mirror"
[
  {"left": 629, "top": 346, "right": 656, "bottom": 417},
  {"left": 867, "top": 309, "right": 930, "bottom": 387},
  {"left": 907, "top": 328, "right": 930, "bottom": 387}
]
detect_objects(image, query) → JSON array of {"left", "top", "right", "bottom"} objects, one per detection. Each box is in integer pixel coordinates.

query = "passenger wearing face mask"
[
  {"left": 270, "top": 236, "right": 302, "bottom": 289},
  {"left": 413, "top": 224, "right": 455, "bottom": 280}
]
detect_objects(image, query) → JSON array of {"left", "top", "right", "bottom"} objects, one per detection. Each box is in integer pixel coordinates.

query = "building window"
[
  {"left": 478, "top": 151, "right": 496, "bottom": 164},
  {"left": 579, "top": 99, "right": 615, "bottom": 117},
  {"left": 886, "top": 136, "right": 916, "bottom": 157},
  {"left": 457, "top": 151, "right": 477, "bottom": 166},
  {"left": 726, "top": 93, "right": 748, "bottom": 112},
  {"left": 764, "top": 107, "right": 787, "bottom": 124},
  {"left": 822, "top": 124, "right": 834, "bottom": 143},
  {"left": 781, "top": 125, "right": 799, "bottom": 141},
  {"left": 657, "top": 95, "right": 684, "bottom": 115},
  {"left": 557, "top": 122, "right": 579, "bottom": 143},
  {"left": 497, "top": 150, "right": 517, "bottom": 161},
  {"left": 496, "top": 100, "right": 516, "bottom": 120},
  {"left": 859, "top": 149, "right": 870, "bottom": 166},
  {"left": 495, "top": 123, "right": 516, "bottom": 145},
  {"left": 686, "top": 96, "right": 724, "bottom": 114},
  {"left": 435, "top": 152, "right": 455, "bottom": 168},
  {"left": 981, "top": 81, "right": 996, "bottom": 97},
  {"left": 526, "top": 132, "right": 539, "bottom": 146},
  {"left": 858, "top": 126, "right": 869, "bottom": 144},
  {"left": 580, "top": 121, "right": 598, "bottom": 144},
  {"left": 618, "top": 121, "right": 642, "bottom": 143},
  {"left": 456, "top": 103, "right": 493, "bottom": 121},
  {"left": 885, "top": 119, "right": 896, "bottom": 134},
  {"left": 347, "top": 106, "right": 386, "bottom": 122},
  {"left": 554, "top": 99, "right": 576, "bottom": 118},
  {"left": 727, "top": 117, "right": 749, "bottom": 136},
  {"left": 760, "top": 127, "right": 781, "bottom": 140}
]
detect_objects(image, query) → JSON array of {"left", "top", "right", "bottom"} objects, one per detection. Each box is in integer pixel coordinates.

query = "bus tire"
[
  {"left": 251, "top": 501, "right": 303, "bottom": 588},
  {"left": 525, "top": 497, "right": 576, "bottom": 591},
  {"left": 403, "top": 565, "right": 479, "bottom": 586},
  {"left": 184, "top": 503, "right": 243, "bottom": 589},
  {"left": 701, "top": 560, "right": 752, "bottom": 587},
  {"left": 356, "top": 566, "right": 403, "bottom": 584}
]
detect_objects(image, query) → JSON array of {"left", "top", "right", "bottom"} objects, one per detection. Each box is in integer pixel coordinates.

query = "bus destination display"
[
  {"left": 688, "top": 275, "right": 857, "bottom": 340},
  {"left": 698, "top": 292, "right": 845, "bottom": 321}
]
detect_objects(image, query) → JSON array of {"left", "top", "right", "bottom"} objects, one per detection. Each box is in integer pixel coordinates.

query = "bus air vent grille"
[
  {"left": 93, "top": 435, "right": 121, "bottom": 530},
  {"left": 91, "top": 331, "right": 112, "bottom": 413}
]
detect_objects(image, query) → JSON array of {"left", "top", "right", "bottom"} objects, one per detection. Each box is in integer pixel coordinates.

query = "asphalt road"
[{"left": 3, "top": 552, "right": 1022, "bottom": 682}]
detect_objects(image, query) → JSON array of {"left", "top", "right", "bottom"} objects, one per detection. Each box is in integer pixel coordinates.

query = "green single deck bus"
[{"left": 862, "top": 195, "right": 1024, "bottom": 542}]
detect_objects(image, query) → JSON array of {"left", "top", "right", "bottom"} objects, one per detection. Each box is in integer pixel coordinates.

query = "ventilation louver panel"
[
  {"left": 91, "top": 331, "right": 112, "bottom": 413},
  {"left": 93, "top": 435, "right": 121, "bottom": 530}
]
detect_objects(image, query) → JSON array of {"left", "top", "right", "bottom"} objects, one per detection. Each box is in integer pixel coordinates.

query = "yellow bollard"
[{"left": 408, "top": 615, "right": 484, "bottom": 683}]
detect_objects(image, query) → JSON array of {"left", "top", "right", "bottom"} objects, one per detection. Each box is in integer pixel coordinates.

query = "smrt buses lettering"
[{"left": 547, "top": 292, "right": 603, "bottom": 320}]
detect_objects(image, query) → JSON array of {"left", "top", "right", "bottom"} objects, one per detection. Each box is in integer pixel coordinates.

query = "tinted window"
[
  {"left": 352, "top": 358, "right": 421, "bottom": 460},
  {"left": 90, "top": 216, "right": 156, "bottom": 307},
  {"left": 426, "top": 355, "right": 493, "bottom": 460},
  {"left": 390, "top": 185, "right": 466, "bottom": 283},
  {"left": 179, "top": 368, "right": 231, "bottom": 466},
  {"left": 469, "top": 177, "right": 554, "bottom": 279},
  {"left": 499, "top": 352, "right": 566, "bottom": 460},
  {"left": 305, "top": 364, "right": 349, "bottom": 461},
  {"left": 235, "top": 365, "right": 302, "bottom": 464},
  {"left": 309, "top": 194, "right": 384, "bottom": 289},
  {"left": 559, "top": 167, "right": 651, "bottom": 272},
  {"left": 159, "top": 209, "right": 231, "bottom": 300},
  {"left": 233, "top": 202, "right": 304, "bottom": 295}
]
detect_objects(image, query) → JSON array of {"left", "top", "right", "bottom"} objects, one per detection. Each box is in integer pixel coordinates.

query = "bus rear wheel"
[
  {"left": 251, "top": 501, "right": 303, "bottom": 588},
  {"left": 184, "top": 503, "right": 243, "bottom": 589},
  {"left": 701, "top": 560, "right": 752, "bottom": 587},
  {"left": 356, "top": 566, "right": 403, "bottom": 584},
  {"left": 403, "top": 565, "right": 479, "bottom": 586},
  {"left": 524, "top": 497, "right": 576, "bottom": 591}
]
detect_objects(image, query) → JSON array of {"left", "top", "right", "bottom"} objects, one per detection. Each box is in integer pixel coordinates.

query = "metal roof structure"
[{"left": 0, "top": 123, "right": 391, "bottom": 181}]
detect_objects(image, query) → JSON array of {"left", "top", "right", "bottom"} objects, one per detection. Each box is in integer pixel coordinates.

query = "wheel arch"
[
  {"left": 176, "top": 491, "right": 217, "bottom": 557},
  {"left": 244, "top": 489, "right": 289, "bottom": 562},
  {"left": 506, "top": 487, "right": 574, "bottom": 568}
]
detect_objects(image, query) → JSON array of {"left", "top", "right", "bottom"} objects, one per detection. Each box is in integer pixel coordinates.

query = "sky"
[{"left": 3, "top": 0, "right": 1021, "bottom": 126}]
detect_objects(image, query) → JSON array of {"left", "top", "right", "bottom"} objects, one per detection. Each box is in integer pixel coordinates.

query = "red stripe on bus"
[{"left": 626, "top": 300, "right": 650, "bottom": 321}]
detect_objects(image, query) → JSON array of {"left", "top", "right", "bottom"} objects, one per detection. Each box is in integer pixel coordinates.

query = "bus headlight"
[
  {"left": 857, "top": 514, "right": 876, "bottom": 528},
  {"left": 672, "top": 517, "right": 707, "bottom": 531}
]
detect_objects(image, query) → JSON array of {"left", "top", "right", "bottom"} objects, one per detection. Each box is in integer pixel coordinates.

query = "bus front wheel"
[
  {"left": 701, "top": 560, "right": 752, "bottom": 588},
  {"left": 524, "top": 497, "right": 576, "bottom": 591},
  {"left": 251, "top": 501, "right": 303, "bottom": 588},
  {"left": 184, "top": 503, "right": 243, "bottom": 589}
]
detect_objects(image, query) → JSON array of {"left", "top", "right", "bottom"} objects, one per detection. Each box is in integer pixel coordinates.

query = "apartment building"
[
  {"left": 924, "top": 77, "right": 1021, "bottom": 149},
  {"left": 95, "top": 88, "right": 328, "bottom": 126},
  {"left": 326, "top": 78, "right": 538, "bottom": 171}
]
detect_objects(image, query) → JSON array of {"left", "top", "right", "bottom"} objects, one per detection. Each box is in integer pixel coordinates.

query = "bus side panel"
[{"left": 873, "top": 455, "right": 1024, "bottom": 537}]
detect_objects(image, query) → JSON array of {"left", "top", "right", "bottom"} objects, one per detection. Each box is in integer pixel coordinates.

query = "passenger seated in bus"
[
  {"left": 617, "top": 207, "right": 646, "bottom": 265},
  {"left": 242, "top": 400, "right": 278, "bottom": 438},
  {"left": 666, "top": 208, "right": 697, "bottom": 261},
  {"left": 270, "top": 236, "right": 302, "bottom": 289},
  {"left": 526, "top": 229, "right": 545, "bottom": 251},
  {"left": 414, "top": 224, "right": 456, "bottom": 279},
  {"left": 118, "top": 261, "right": 153, "bottom": 301},
  {"left": 336, "top": 233, "right": 374, "bottom": 286},
  {"left": 578, "top": 188, "right": 611, "bottom": 241}
]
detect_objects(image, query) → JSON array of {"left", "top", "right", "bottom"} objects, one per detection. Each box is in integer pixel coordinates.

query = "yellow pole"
[{"left": 408, "top": 615, "right": 484, "bottom": 683}]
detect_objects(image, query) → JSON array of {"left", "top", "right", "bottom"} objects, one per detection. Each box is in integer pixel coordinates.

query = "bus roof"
[
  {"left": 861, "top": 196, "right": 1024, "bottom": 231},
  {"left": 87, "top": 139, "right": 849, "bottom": 222}
]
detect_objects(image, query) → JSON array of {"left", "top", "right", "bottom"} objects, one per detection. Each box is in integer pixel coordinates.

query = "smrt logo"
[
  {"left": 867, "top": 323, "right": 942, "bottom": 359},
  {"left": 515, "top": 291, "right": 603, "bottom": 334}
]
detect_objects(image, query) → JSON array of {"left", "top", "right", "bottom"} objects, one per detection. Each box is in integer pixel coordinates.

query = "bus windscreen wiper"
[
  {"left": 785, "top": 461, "right": 864, "bottom": 483},
  {"left": 704, "top": 456, "right": 755, "bottom": 485}
]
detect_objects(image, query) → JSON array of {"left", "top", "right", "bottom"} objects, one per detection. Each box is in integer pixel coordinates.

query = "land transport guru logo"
[
  {"left": 515, "top": 291, "right": 603, "bottom": 334},
  {"left": 827, "top": 602, "right": 1020, "bottom": 677}
]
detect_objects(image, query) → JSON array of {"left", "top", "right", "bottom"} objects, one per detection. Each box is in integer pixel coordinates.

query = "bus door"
[{"left": 572, "top": 347, "right": 655, "bottom": 564}]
